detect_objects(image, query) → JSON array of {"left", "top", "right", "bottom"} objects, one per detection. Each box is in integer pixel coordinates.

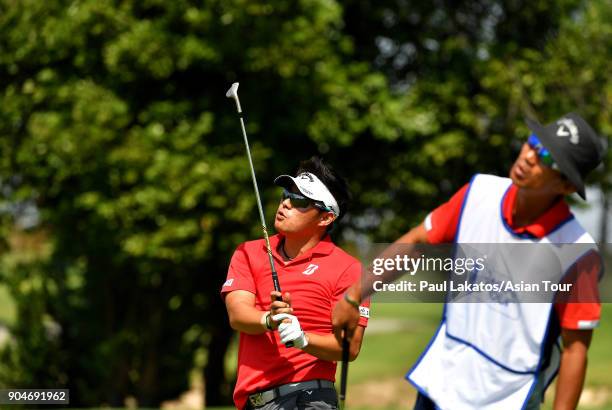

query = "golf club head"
[
  {"left": 226, "top": 82, "right": 239, "bottom": 98},
  {"left": 226, "top": 82, "right": 242, "bottom": 113}
]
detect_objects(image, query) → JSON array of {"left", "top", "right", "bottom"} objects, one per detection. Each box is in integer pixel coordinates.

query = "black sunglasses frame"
[{"left": 281, "top": 189, "right": 332, "bottom": 213}]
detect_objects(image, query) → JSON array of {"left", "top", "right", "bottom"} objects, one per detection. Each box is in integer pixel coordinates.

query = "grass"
[
  {"left": 342, "top": 303, "right": 443, "bottom": 385},
  {"left": 584, "top": 304, "right": 612, "bottom": 388}
]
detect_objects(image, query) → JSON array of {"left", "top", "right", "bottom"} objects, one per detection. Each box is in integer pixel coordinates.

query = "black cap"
[{"left": 526, "top": 112, "right": 605, "bottom": 200}]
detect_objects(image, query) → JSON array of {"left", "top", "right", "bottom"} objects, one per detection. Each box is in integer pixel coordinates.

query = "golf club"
[
  {"left": 339, "top": 334, "right": 349, "bottom": 409},
  {"left": 226, "top": 82, "right": 293, "bottom": 347},
  {"left": 339, "top": 335, "right": 349, "bottom": 409}
]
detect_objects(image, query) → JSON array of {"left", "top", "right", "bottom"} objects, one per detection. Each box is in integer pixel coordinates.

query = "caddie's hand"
[
  {"left": 269, "top": 291, "right": 292, "bottom": 329},
  {"left": 273, "top": 313, "right": 308, "bottom": 349},
  {"left": 332, "top": 285, "right": 361, "bottom": 344}
]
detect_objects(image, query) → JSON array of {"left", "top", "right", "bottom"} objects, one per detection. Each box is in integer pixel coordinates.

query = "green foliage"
[
  {"left": 0, "top": 0, "right": 610, "bottom": 407},
  {"left": 0, "top": 0, "right": 412, "bottom": 405},
  {"left": 335, "top": 0, "right": 610, "bottom": 238}
]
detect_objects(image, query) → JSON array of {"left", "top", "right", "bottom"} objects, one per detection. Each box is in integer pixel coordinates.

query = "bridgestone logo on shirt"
[{"left": 302, "top": 264, "right": 319, "bottom": 275}]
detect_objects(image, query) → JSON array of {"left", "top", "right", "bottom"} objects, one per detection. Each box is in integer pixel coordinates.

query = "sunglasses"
[
  {"left": 527, "top": 134, "right": 556, "bottom": 167},
  {"left": 281, "top": 189, "right": 331, "bottom": 212}
]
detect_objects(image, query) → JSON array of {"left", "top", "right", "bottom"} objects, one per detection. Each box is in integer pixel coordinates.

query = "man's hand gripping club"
[
  {"left": 273, "top": 313, "right": 309, "bottom": 349},
  {"left": 268, "top": 291, "right": 308, "bottom": 349}
]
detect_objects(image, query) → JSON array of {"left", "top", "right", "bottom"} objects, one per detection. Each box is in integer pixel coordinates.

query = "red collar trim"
[{"left": 502, "top": 185, "right": 571, "bottom": 238}]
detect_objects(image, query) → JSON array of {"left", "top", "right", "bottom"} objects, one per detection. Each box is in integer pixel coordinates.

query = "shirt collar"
[
  {"left": 502, "top": 184, "right": 572, "bottom": 238},
  {"left": 265, "top": 234, "right": 335, "bottom": 263}
]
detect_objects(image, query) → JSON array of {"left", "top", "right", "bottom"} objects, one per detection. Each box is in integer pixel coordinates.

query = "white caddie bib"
[{"left": 407, "top": 174, "right": 597, "bottom": 410}]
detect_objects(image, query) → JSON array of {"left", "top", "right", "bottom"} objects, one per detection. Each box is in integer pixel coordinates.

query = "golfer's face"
[
  {"left": 509, "top": 143, "right": 568, "bottom": 193},
  {"left": 274, "top": 186, "right": 323, "bottom": 235}
]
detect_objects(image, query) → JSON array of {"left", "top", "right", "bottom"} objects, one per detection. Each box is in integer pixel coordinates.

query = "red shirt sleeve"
[
  {"left": 554, "top": 250, "right": 602, "bottom": 330},
  {"left": 221, "top": 243, "right": 256, "bottom": 298},
  {"left": 334, "top": 262, "right": 370, "bottom": 327},
  {"left": 425, "top": 183, "right": 470, "bottom": 244}
]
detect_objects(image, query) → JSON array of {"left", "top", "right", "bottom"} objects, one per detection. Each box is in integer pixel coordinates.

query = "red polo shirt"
[
  {"left": 222, "top": 234, "right": 369, "bottom": 410},
  {"left": 424, "top": 181, "right": 601, "bottom": 330}
]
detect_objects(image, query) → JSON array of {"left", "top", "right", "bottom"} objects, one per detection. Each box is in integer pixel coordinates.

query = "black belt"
[{"left": 248, "top": 379, "right": 335, "bottom": 407}]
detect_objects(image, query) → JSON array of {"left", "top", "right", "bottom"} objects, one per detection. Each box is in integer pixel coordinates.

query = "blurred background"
[{"left": 0, "top": 0, "right": 610, "bottom": 408}]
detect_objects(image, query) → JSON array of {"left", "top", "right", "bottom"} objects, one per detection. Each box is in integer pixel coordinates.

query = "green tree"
[
  {"left": 533, "top": 1, "right": 611, "bottom": 241},
  {"left": 0, "top": 0, "right": 609, "bottom": 406},
  {"left": 334, "top": 0, "right": 609, "bottom": 239},
  {"left": 0, "top": 0, "right": 416, "bottom": 405}
]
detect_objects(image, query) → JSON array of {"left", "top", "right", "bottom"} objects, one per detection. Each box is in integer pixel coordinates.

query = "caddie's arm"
[
  {"left": 553, "top": 328, "right": 592, "bottom": 410},
  {"left": 225, "top": 290, "right": 292, "bottom": 335},
  {"left": 333, "top": 222, "right": 429, "bottom": 342},
  {"left": 303, "top": 326, "right": 366, "bottom": 362}
]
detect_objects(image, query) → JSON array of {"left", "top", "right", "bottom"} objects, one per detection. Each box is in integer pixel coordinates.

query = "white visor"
[{"left": 274, "top": 172, "right": 340, "bottom": 216}]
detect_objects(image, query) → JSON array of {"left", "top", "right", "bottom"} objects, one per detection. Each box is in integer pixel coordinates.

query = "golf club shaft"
[
  {"left": 227, "top": 83, "right": 292, "bottom": 347},
  {"left": 237, "top": 116, "right": 283, "bottom": 295},
  {"left": 339, "top": 333, "right": 350, "bottom": 409}
]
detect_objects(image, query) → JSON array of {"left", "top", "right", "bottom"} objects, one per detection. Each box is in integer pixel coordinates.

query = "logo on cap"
[
  {"left": 296, "top": 173, "right": 316, "bottom": 196},
  {"left": 556, "top": 118, "right": 579, "bottom": 144}
]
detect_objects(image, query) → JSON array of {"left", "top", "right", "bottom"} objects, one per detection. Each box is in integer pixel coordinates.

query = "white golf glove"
[{"left": 272, "top": 313, "right": 308, "bottom": 349}]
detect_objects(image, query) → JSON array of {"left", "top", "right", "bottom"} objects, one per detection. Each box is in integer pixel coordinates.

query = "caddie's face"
[
  {"left": 509, "top": 142, "right": 575, "bottom": 195},
  {"left": 274, "top": 185, "right": 332, "bottom": 236}
]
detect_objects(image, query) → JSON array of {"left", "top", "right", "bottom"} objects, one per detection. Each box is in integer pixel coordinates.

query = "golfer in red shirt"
[{"left": 222, "top": 157, "right": 369, "bottom": 409}]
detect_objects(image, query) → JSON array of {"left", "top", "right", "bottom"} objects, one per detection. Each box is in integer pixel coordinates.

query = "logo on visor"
[
  {"left": 298, "top": 173, "right": 315, "bottom": 182},
  {"left": 301, "top": 187, "right": 314, "bottom": 196},
  {"left": 556, "top": 118, "right": 579, "bottom": 144},
  {"left": 302, "top": 264, "right": 319, "bottom": 275}
]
